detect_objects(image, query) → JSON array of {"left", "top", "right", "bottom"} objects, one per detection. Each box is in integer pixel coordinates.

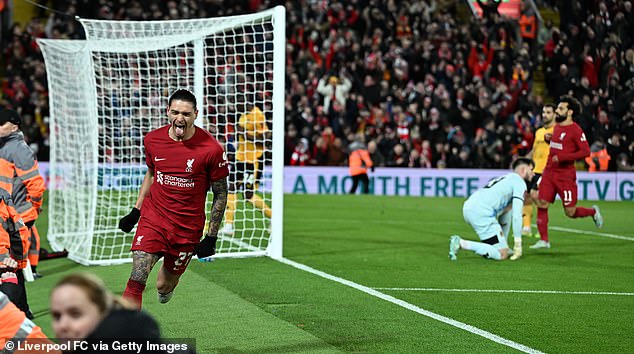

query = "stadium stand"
[{"left": 1, "top": 0, "right": 633, "bottom": 170}]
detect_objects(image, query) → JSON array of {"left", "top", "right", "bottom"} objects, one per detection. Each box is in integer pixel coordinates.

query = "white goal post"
[{"left": 37, "top": 6, "right": 285, "bottom": 265}]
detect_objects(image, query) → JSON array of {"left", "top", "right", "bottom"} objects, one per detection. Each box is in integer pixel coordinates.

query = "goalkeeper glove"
[
  {"left": 195, "top": 235, "right": 218, "bottom": 260},
  {"left": 118, "top": 207, "right": 141, "bottom": 232},
  {"left": 510, "top": 238, "right": 522, "bottom": 261}
]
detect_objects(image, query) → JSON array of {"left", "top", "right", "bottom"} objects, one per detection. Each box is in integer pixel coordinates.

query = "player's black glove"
[
  {"left": 195, "top": 235, "right": 218, "bottom": 259},
  {"left": 118, "top": 207, "right": 141, "bottom": 232}
]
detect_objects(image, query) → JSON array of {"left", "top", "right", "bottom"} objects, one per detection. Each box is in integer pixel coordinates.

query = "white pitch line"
[
  {"left": 277, "top": 257, "right": 544, "bottom": 354},
  {"left": 373, "top": 288, "right": 634, "bottom": 296},
  {"left": 547, "top": 225, "right": 634, "bottom": 242}
]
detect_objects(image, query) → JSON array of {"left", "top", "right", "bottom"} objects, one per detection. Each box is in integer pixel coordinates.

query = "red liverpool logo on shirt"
[{"left": 186, "top": 158, "right": 195, "bottom": 172}]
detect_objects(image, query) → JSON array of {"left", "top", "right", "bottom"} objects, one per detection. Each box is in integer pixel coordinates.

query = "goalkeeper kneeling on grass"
[
  {"left": 118, "top": 90, "right": 229, "bottom": 309},
  {"left": 449, "top": 158, "right": 535, "bottom": 261}
]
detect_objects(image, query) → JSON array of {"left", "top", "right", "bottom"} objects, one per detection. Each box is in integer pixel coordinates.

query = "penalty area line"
[
  {"left": 277, "top": 257, "right": 544, "bottom": 354},
  {"left": 372, "top": 288, "right": 634, "bottom": 296}
]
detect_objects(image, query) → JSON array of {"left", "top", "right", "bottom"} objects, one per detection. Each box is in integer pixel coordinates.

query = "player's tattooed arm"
[
  {"left": 130, "top": 251, "right": 160, "bottom": 282},
  {"left": 208, "top": 177, "right": 228, "bottom": 237}
]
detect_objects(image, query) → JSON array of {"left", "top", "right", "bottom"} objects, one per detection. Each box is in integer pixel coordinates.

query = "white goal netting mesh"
[{"left": 38, "top": 7, "right": 285, "bottom": 265}]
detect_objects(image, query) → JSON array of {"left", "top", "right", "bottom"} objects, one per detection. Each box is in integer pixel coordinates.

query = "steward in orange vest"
[
  {"left": 348, "top": 141, "right": 374, "bottom": 194},
  {"left": 519, "top": 14, "right": 536, "bottom": 40},
  {"left": 2, "top": 255, "right": 58, "bottom": 353},
  {"left": 585, "top": 148, "right": 611, "bottom": 172},
  {"left": 0, "top": 189, "right": 30, "bottom": 269},
  {"left": 0, "top": 187, "right": 32, "bottom": 317},
  {"left": 0, "top": 109, "right": 46, "bottom": 276},
  {"left": 0, "top": 291, "right": 59, "bottom": 353},
  {"left": 0, "top": 109, "right": 45, "bottom": 227}
]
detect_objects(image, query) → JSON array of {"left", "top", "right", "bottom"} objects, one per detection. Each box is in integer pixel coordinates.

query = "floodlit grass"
[{"left": 28, "top": 193, "right": 634, "bottom": 353}]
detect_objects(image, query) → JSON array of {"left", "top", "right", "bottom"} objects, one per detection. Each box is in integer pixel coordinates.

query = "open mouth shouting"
[{"left": 172, "top": 120, "right": 188, "bottom": 139}]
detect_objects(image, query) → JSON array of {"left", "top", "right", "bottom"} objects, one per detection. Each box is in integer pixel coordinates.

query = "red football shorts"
[
  {"left": 131, "top": 218, "right": 199, "bottom": 275},
  {"left": 538, "top": 171, "right": 578, "bottom": 207}
]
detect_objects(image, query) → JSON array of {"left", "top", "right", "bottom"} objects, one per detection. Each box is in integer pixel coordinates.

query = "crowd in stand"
[{"left": 1, "top": 0, "right": 633, "bottom": 171}]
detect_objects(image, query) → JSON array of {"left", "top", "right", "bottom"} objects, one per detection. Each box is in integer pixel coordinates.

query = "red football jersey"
[
  {"left": 544, "top": 122, "right": 590, "bottom": 177},
  {"left": 141, "top": 125, "right": 229, "bottom": 233}
]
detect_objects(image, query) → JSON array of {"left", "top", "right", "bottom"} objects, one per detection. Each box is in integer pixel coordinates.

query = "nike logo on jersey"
[{"left": 154, "top": 157, "right": 166, "bottom": 161}]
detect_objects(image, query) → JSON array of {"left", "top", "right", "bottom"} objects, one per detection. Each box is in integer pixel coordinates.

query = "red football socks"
[
  {"left": 537, "top": 207, "right": 549, "bottom": 242},
  {"left": 123, "top": 279, "right": 146, "bottom": 309},
  {"left": 573, "top": 207, "right": 595, "bottom": 218}
]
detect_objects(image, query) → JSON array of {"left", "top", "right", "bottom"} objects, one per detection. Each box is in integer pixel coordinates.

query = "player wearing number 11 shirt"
[
  {"left": 119, "top": 89, "right": 229, "bottom": 308},
  {"left": 531, "top": 96, "right": 604, "bottom": 250}
]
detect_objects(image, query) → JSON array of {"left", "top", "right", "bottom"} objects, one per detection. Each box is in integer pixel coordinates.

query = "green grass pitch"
[{"left": 27, "top": 194, "right": 634, "bottom": 353}]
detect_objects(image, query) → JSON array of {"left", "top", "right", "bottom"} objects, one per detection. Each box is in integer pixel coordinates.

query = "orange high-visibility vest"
[
  {"left": 0, "top": 132, "right": 46, "bottom": 224},
  {"left": 0, "top": 292, "right": 60, "bottom": 353},
  {"left": 349, "top": 149, "right": 373, "bottom": 176},
  {"left": 585, "top": 148, "right": 611, "bottom": 172},
  {"left": 519, "top": 14, "right": 536, "bottom": 39},
  {"left": 0, "top": 189, "right": 31, "bottom": 269}
]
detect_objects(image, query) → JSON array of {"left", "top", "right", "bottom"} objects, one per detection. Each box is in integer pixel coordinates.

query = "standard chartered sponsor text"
[{"left": 163, "top": 174, "right": 195, "bottom": 188}]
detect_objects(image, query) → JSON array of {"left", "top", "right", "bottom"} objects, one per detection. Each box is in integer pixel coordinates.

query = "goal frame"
[{"left": 38, "top": 6, "right": 285, "bottom": 265}]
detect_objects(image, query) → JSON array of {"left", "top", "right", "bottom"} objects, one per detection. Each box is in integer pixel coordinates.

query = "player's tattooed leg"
[{"left": 130, "top": 250, "right": 160, "bottom": 283}]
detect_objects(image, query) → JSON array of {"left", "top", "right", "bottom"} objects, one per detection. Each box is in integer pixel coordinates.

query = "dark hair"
[
  {"left": 543, "top": 103, "right": 556, "bottom": 110},
  {"left": 512, "top": 157, "right": 534, "bottom": 170},
  {"left": 559, "top": 95, "right": 581, "bottom": 118},
  {"left": 0, "top": 109, "right": 22, "bottom": 127},
  {"left": 168, "top": 89, "right": 197, "bottom": 110}
]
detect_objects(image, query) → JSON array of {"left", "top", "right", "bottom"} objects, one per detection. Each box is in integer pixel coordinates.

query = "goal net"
[{"left": 38, "top": 6, "right": 285, "bottom": 265}]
